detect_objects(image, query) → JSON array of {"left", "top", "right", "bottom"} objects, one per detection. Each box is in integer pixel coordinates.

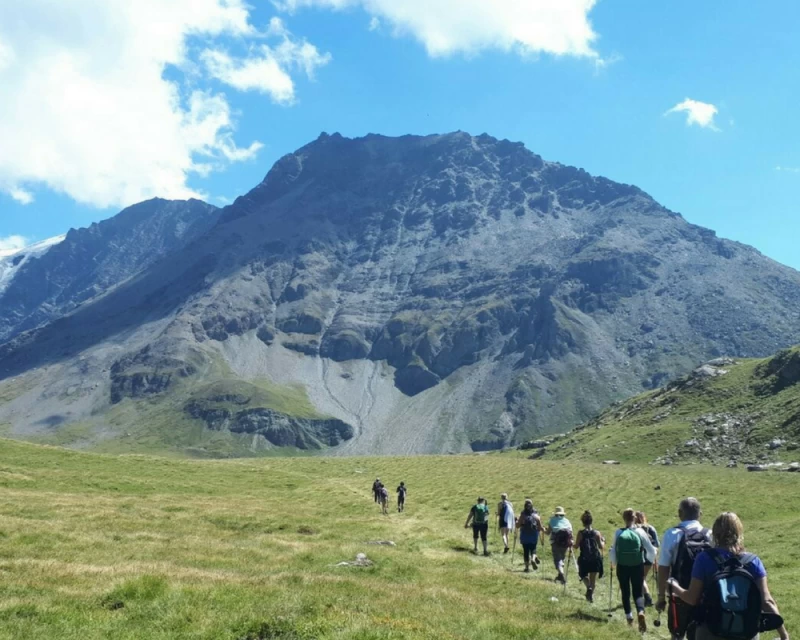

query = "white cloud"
[
  {"left": 275, "top": 0, "right": 599, "bottom": 59},
  {"left": 775, "top": 165, "right": 800, "bottom": 174},
  {"left": 0, "top": 235, "right": 28, "bottom": 256},
  {"left": 369, "top": 17, "right": 381, "bottom": 32},
  {"left": 7, "top": 186, "right": 34, "bottom": 205},
  {"left": 202, "top": 22, "right": 330, "bottom": 105},
  {"left": 665, "top": 98, "right": 720, "bottom": 131},
  {"left": 0, "top": 1, "right": 327, "bottom": 209}
]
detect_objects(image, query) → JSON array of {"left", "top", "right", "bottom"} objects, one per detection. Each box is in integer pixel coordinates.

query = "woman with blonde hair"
[
  {"left": 635, "top": 510, "right": 659, "bottom": 607},
  {"left": 611, "top": 508, "right": 657, "bottom": 632},
  {"left": 668, "top": 512, "right": 789, "bottom": 640}
]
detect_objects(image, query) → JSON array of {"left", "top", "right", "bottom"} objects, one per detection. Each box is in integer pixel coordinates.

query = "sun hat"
[{"left": 554, "top": 506, "right": 566, "bottom": 516}]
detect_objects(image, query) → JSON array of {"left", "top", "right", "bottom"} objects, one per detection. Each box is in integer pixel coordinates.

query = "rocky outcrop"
[{"left": 185, "top": 401, "right": 354, "bottom": 450}]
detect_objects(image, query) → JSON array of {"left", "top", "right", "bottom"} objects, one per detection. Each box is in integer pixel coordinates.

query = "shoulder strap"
[
  {"left": 707, "top": 548, "right": 728, "bottom": 571},
  {"left": 738, "top": 552, "right": 757, "bottom": 567}
]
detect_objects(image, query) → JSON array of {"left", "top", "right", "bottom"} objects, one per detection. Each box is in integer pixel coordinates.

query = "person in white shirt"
[
  {"left": 656, "top": 497, "right": 712, "bottom": 639},
  {"left": 610, "top": 508, "right": 657, "bottom": 632}
]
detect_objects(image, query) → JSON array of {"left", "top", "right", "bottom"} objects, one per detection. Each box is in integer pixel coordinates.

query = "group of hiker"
[
  {"left": 371, "top": 478, "right": 406, "bottom": 515},
  {"left": 461, "top": 495, "right": 788, "bottom": 640}
]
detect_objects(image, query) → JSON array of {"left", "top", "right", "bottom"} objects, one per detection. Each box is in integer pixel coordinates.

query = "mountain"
[
  {"left": 1, "top": 132, "right": 800, "bottom": 457},
  {"left": 0, "top": 198, "right": 219, "bottom": 343},
  {"left": 529, "top": 346, "right": 800, "bottom": 467}
]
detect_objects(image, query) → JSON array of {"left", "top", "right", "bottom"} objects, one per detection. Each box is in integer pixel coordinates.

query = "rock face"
[
  {"left": 1, "top": 132, "right": 800, "bottom": 455},
  {"left": 0, "top": 198, "right": 219, "bottom": 343},
  {"left": 185, "top": 401, "right": 353, "bottom": 450}
]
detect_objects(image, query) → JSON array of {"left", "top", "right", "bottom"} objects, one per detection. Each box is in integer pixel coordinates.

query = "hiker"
[
  {"left": 667, "top": 512, "right": 789, "bottom": 640},
  {"left": 574, "top": 510, "right": 605, "bottom": 603},
  {"left": 372, "top": 478, "right": 381, "bottom": 503},
  {"left": 656, "top": 497, "right": 713, "bottom": 640},
  {"left": 635, "top": 510, "right": 660, "bottom": 607},
  {"left": 465, "top": 497, "right": 491, "bottom": 556},
  {"left": 396, "top": 482, "right": 407, "bottom": 512},
  {"left": 497, "top": 493, "right": 515, "bottom": 554},
  {"left": 545, "top": 506, "right": 573, "bottom": 584},
  {"left": 378, "top": 483, "right": 389, "bottom": 515},
  {"left": 516, "top": 498, "right": 544, "bottom": 572},
  {"left": 610, "top": 508, "right": 657, "bottom": 632}
]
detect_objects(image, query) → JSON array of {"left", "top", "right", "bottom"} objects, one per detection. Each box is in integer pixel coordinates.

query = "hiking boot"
[
  {"left": 644, "top": 593, "right": 653, "bottom": 608},
  {"left": 483, "top": 551, "right": 490, "bottom": 557},
  {"left": 533, "top": 555, "right": 541, "bottom": 567},
  {"left": 638, "top": 612, "right": 647, "bottom": 633},
  {"left": 471, "top": 549, "right": 478, "bottom": 555},
  {"left": 524, "top": 566, "right": 530, "bottom": 573},
  {"left": 503, "top": 547, "right": 509, "bottom": 554},
  {"left": 555, "top": 574, "right": 565, "bottom": 584},
  {"left": 627, "top": 616, "right": 634, "bottom": 626},
  {"left": 586, "top": 587, "right": 593, "bottom": 603}
]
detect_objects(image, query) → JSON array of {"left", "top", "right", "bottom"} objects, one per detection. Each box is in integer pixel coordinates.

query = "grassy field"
[{"left": 0, "top": 439, "right": 798, "bottom": 639}]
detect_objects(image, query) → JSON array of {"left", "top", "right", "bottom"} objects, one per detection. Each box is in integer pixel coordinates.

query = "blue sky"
[{"left": 1, "top": 0, "right": 799, "bottom": 269}]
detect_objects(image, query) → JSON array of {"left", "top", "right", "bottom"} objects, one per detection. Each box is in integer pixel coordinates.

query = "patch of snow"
[{"left": 0, "top": 234, "right": 65, "bottom": 295}]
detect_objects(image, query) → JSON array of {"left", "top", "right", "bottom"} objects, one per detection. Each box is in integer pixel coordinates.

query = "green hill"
[
  {"left": 1, "top": 438, "right": 798, "bottom": 639},
  {"left": 526, "top": 346, "right": 800, "bottom": 466}
]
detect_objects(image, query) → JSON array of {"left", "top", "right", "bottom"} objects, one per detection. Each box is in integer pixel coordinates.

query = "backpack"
[
  {"left": 521, "top": 512, "right": 538, "bottom": 534},
  {"left": 645, "top": 525, "right": 659, "bottom": 547},
  {"left": 672, "top": 526, "right": 712, "bottom": 589},
  {"left": 498, "top": 502, "right": 508, "bottom": 523},
  {"left": 580, "top": 529, "right": 602, "bottom": 561},
  {"left": 473, "top": 504, "right": 489, "bottom": 525},
  {"left": 701, "top": 551, "right": 761, "bottom": 640},
  {"left": 553, "top": 529, "right": 573, "bottom": 548},
  {"left": 616, "top": 528, "right": 643, "bottom": 566}
]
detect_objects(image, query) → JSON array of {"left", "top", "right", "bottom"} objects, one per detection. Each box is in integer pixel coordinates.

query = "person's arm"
[
  {"left": 574, "top": 530, "right": 583, "bottom": 550},
  {"left": 537, "top": 516, "right": 545, "bottom": 534},
  {"left": 669, "top": 577, "right": 703, "bottom": 606},
  {"left": 609, "top": 530, "right": 619, "bottom": 567},
  {"left": 656, "top": 530, "right": 675, "bottom": 611},
  {"left": 758, "top": 577, "right": 789, "bottom": 640},
  {"left": 465, "top": 509, "right": 474, "bottom": 528},
  {"left": 598, "top": 531, "right": 606, "bottom": 553}
]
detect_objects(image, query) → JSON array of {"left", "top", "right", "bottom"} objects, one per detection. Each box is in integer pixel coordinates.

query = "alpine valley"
[{"left": 2, "top": 132, "right": 800, "bottom": 457}]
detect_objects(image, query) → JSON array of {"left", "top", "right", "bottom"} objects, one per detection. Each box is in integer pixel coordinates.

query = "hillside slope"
[
  {"left": 1, "top": 132, "right": 800, "bottom": 457},
  {"left": 532, "top": 346, "right": 800, "bottom": 466}
]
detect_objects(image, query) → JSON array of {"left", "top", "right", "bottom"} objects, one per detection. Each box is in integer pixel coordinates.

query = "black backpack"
[
  {"left": 520, "top": 512, "right": 538, "bottom": 534},
  {"left": 580, "top": 529, "right": 602, "bottom": 560},
  {"left": 672, "top": 526, "right": 712, "bottom": 588},
  {"left": 553, "top": 529, "right": 573, "bottom": 548},
  {"left": 701, "top": 551, "right": 761, "bottom": 640}
]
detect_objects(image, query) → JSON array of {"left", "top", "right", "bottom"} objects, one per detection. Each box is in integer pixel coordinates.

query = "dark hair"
[
  {"left": 581, "top": 510, "right": 593, "bottom": 527},
  {"left": 679, "top": 497, "right": 702, "bottom": 521},
  {"left": 478, "top": 497, "right": 485, "bottom": 503}
]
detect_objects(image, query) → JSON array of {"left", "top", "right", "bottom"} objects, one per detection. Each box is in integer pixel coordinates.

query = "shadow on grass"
[
  {"left": 450, "top": 545, "right": 475, "bottom": 553},
  {"left": 569, "top": 611, "right": 609, "bottom": 624}
]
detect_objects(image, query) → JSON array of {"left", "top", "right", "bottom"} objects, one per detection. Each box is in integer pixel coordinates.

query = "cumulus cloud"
[
  {"left": 202, "top": 20, "right": 330, "bottom": 104},
  {"left": 0, "top": 1, "right": 328, "bottom": 209},
  {"left": 0, "top": 235, "right": 28, "bottom": 256},
  {"left": 275, "top": 0, "right": 599, "bottom": 59},
  {"left": 665, "top": 98, "right": 720, "bottom": 130}
]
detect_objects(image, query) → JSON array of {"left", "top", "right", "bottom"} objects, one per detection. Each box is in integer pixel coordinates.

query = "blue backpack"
[{"left": 701, "top": 551, "right": 762, "bottom": 640}]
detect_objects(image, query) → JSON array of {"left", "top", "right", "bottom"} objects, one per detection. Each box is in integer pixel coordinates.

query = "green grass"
[
  {"left": 538, "top": 347, "right": 800, "bottom": 464},
  {"left": 0, "top": 438, "right": 798, "bottom": 639}
]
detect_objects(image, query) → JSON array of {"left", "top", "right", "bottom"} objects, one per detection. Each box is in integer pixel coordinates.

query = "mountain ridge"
[{"left": 1, "top": 131, "right": 799, "bottom": 457}]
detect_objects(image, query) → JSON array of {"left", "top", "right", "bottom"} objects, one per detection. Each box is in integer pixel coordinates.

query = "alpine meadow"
[{"left": 2, "top": 2, "right": 800, "bottom": 640}]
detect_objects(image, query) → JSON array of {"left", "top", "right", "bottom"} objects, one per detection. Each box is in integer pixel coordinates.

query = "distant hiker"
[
  {"left": 574, "top": 510, "right": 605, "bottom": 603},
  {"left": 372, "top": 478, "right": 381, "bottom": 503},
  {"left": 516, "top": 499, "right": 544, "bottom": 572},
  {"left": 497, "top": 493, "right": 515, "bottom": 553},
  {"left": 610, "top": 508, "right": 657, "bottom": 632},
  {"left": 656, "top": 497, "right": 713, "bottom": 640},
  {"left": 397, "top": 482, "right": 407, "bottom": 512},
  {"left": 379, "top": 483, "right": 389, "bottom": 515},
  {"left": 667, "top": 512, "right": 789, "bottom": 640},
  {"left": 635, "top": 510, "right": 660, "bottom": 607},
  {"left": 545, "top": 506, "right": 573, "bottom": 584},
  {"left": 465, "top": 497, "right": 491, "bottom": 556}
]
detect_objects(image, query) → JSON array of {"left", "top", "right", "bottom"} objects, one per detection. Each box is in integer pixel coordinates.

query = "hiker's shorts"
[{"left": 472, "top": 523, "right": 488, "bottom": 541}]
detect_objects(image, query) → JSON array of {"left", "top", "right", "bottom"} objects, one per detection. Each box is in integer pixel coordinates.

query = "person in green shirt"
[{"left": 465, "top": 497, "right": 491, "bottom": 556}]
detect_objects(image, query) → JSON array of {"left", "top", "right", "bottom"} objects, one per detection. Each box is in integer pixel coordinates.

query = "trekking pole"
[
  {"left": 563, "top": 547, "right": 572, "bottom": 594},
  {"left": 511, "top": 531, "right": 517, "bottom": 567},
  {"left": 607, "top": 566, "right": 614, "bottom": 618}
]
